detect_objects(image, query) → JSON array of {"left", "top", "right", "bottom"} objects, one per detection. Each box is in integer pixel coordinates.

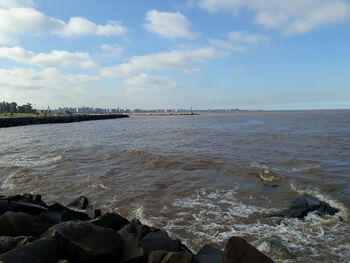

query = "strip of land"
[{"left": 0, "top": 114, "right": 129, "bottom": 128}]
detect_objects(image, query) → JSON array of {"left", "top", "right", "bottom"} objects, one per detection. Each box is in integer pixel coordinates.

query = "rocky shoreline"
[
  {"left": 0, "top": 193, "right": 341, "bottom": 263},
  {"left": 0, "top": 193, "right": 277, "bottom": 263},
  {"left": 0, "top": 114, "right": 129, "bottom": 128}
]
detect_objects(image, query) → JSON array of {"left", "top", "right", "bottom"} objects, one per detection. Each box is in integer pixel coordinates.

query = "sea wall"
[{"left": 0, "top": 114, "right": 129, "bottom": 128}]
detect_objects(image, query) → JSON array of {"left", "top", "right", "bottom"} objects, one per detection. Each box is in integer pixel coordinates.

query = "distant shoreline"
[
  {"left": 129, "top": 112, "right": 199, "bottom": 116},
  {"left": 0, "top": 114, "right": 129, "bottom": 128}
]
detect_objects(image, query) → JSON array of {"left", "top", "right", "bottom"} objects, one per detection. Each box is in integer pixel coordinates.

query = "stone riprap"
[
  {"left": 0, "top": 194, "right": 275, "bottom": 263},
  {"left": 0, "top": 114, "right": 129, "bottom": 128}
]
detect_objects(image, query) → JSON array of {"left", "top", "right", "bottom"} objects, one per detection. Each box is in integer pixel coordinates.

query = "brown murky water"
[{"left": 0, "top": 110, "right": 349, "bottom": 262}]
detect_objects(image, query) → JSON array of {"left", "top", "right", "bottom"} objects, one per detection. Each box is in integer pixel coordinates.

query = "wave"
[
  {"left": 130, "top": 186, "right": 350, "bottom": 263},
  {"left": 290, "top": 183, "right": 349, "bottom": 222}
]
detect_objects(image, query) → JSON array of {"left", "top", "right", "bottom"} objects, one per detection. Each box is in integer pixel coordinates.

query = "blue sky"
[{"left": 0, "top": 0, "right": 349, "bottom": 110}]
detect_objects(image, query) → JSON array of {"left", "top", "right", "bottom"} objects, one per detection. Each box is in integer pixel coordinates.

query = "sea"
[{"left": 0, "top": 110, "right": 349, "bottom": 262}]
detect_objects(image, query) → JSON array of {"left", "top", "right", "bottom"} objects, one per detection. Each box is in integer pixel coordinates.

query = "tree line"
[{"left": 0, "top": 101, "right": 36, "bottom": 114}]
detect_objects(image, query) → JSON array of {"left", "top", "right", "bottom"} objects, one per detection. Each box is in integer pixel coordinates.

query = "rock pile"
[
  {"left": 0, "top": 114, "right": 129, "bottom": 128},
  {"left": 0, "top": 194, "right": 275, "bottom": 263}
]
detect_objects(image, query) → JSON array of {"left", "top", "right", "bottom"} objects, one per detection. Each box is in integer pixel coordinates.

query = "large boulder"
[
  {"left": 193, "top": 244, "right": 223, "bottom": 263},
  {"left": 39, "top": 210, "right": 75, "bottom": 225},
  {"left": 223, "top": 237, "right": 274, "bottom": 263},
  {"left": 139, "top": 231, "right": 189, "bottom": 257},
  {"left": 0, "top": 211, "right": 59, "bottom": 237},
  {"left": 0, "top": 212, "right": 33, "bottom": 237},
  {"left": 0, "top": 236, "right": 36, "bottom": 254},
  {"left": 148, "top": 250, "right": 192, "bottom": 263},
  {"left": 289, "top": 195, "right": 339, "bottom": 218},
  {"left": 0, "top": 238, "right": 57, "bottom": 263},
  {"left": 119, "top": 232, "right": 144, "bottom": 262},
  {"left": 255, "top": 239, "right": 292, "bottom": 260},
  {"left": 90, "top": 213, "right": 129, "bottom": 231},
  {"left": 7, "top": 194, "right": 44, "bottom": 205},
  {"left": 119, "top": 220, "right": 160, "bottom": 240},
  {"left": 67, "top": 196, "right": 89, "bottom": 210},
  {"left": 42, "top": 221, "right": 124, "bottom": 263},
  {"left": 49, "top": 203, "right": 90, "bottom": 221},
  {"left": 0, "top": 194, "right": 48, "bottom": 216}
]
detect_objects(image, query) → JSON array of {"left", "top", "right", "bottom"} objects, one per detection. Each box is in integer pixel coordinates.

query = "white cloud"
[
  {"left": 208, "top": 31, "right": 268, "bottom": 52},
  {"left": 196, "top": 0, "right": 350, "bottom": 35},
  {"left": 0, "top": 67, "right": 99, "bottom": 88},
  {"left": 61, "top": 17, "right": 126, "bottom": 36},
  {"left": 208, "top": 38, "right": 246, "bottom": 52},
  {"left": 124, "top": 73, "right": 181, "bottom": 89},
  {"left": 0, "top": 7, "right": 127, "bottom": 44},
  {"left": 0, "top": 0, "right": 32, "bottom": 8},
  {"left": 100, "top": 43, "right": 124, "bottom": 58},
  {"left": 283, "top": 1, "right": 350, "bottom": 35},
  {"left": 101, "top": 47, "right": 229, "bottom": 77},
  {"left": 143, "top": 10, "right": 197, "bottom": 39},
  {"left": 228, "top": 31, "right": 270, "bottom": 44},
  {"left": 0, "top": 46, "right": 96, "bottom": 68}
]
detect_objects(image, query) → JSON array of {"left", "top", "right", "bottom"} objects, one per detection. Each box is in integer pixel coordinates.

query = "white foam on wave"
[
  {"left": 141, "top": 186, "right": 350, "bottom": 263},
  {"left": 8, "top": 155, "right": 63, "bottom": 167},
  {"left": 132, "top": 206, "right": 158, "bottom": 228},
  {"left": 291, "top": 164, "right": 321, "bottom": 172},
  {"left": 0, "top": 173, "right": 16, "bottom": 190},
  {"left": 92, "top": 183, "right": 110, "bottom": 190}
]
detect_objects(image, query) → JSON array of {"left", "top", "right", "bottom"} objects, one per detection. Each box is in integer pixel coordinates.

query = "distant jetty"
[{"left": 0, "top": 114, "right": 129, "bottom": 128}]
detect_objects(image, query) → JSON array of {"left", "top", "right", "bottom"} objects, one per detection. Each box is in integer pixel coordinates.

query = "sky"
[{"left": 0, "top": 0, "right": 349, "bottom": 110}]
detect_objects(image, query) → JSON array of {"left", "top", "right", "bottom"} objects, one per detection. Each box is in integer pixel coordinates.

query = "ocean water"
[{"left": 0, "top": 110, "right": 349, "bottom": 262}]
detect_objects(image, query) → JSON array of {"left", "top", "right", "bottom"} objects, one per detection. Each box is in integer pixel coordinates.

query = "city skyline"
[{"left": 0, "top": 0, "right": 349, "bottom": 110}]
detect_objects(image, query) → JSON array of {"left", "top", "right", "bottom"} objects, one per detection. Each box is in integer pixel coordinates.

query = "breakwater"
[{"left": 0, "top": 114, "right": 129, "bottom": 128}]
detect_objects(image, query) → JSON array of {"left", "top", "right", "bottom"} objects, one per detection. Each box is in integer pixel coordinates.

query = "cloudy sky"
[{"left": 0, "top": 0, "right": 349, "bottom": 109}]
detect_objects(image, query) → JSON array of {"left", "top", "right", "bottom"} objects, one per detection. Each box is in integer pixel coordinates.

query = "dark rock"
[
  {"left": 119, "top": 232, "right": 144, "bottom": 262},
  {"left": 193, "top": 244, "right": 223, "bottom": 263},
  {"left": 39, "top": 210, "right": 76, "bottom": 224},
  {"left": 139, "top": 231, "right": 188, "bottom": 257},
  {"left": 148, "top": 250, "right": 192, "bottom": 263},
  {"left": 0, "top": 211, "right": 57, "bottom": 237},
  {"left": 11, "top": 201, "right": 48, "bottom": 215},
  {"left": 119, "top": 219, "right": 160, "bottom": 240},
  {"left": 0, "top": 200, "right": 10, "bottom": 215},
  {"left": 90, "top": 212, "right": 129, "bottom": 231},
  {"left": 0, "top": 236, "right": 36, "bottom": 254},
  {"left": 0, "top": 211, "right": 33, "bottom": 236},
  {"left": 318, "top": 202, "right": 339, "bottom": 216},
  {"left": 223, "top": 237, "right": 274, "bottom": 263},
  {"left": 7, "top": 194, "right": 46, "bottom": 207},
  {"left": 0, "top": 238, "right": 58, "bottom": 263},
  {"left": 161, "top": 251, "right": 192, "bottom": 263},
  {"left": 148, "top": 250, "right": 168, "bottom": 263},
  {"left": 255, "top": 239, "right": 292, "bottom": 260},
  {"left": 67, "top": 196, "right": 89, "bottom": 210},
  {"left": 289, "top": 195, "right": 339, "bottom": 218},
  {"left": 94, "top": 209, "right": 102, "bottom": 218},
  {"left": 42, "top": 221, "right": 124, "bottom": 263},
  {"left": 8, "top": 194, "right": 31, "bottom": 202},
  {"left": 49, "top": 202, "right": 90, "bottom": 221}
]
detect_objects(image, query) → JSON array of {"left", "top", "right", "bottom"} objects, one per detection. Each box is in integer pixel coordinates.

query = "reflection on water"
[{"left": 0, "top": 110, "right": 349, "bottom": 262}]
